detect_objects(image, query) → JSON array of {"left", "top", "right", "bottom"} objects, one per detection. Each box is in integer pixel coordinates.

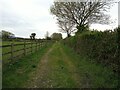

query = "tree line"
[{"left": 1, "top": 30, "right": 63, "bottom": 41}]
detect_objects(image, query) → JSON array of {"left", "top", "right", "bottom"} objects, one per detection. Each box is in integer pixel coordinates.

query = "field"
[
  {"left": 3, "top": 42, "right": 118, "bottom": 88},
  {"left": 2, "top": 40, "right": 47, "bottom": 65}
]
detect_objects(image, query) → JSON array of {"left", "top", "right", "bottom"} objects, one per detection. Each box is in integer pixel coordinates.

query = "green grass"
[
  {"left": 28, "top": 42, "right": 118, "bottom": 88},
  {"left": 2, "top": 41, "right": 45, "bottom": 65},
  {"left": 2, "top": 41, "right": 25, "bottom": 45},
  {"left": 61, "top": 43, "right": 118, "bottom": 88},
  {"left": 3, "top": 42, "right": 118, "bottom": 88},
  {"left": 42, "top": 42, "right": 118, "bottom": 88},
  {"left": 46, "top": 43, "right": 77, "bottom": 88},
  {"left": 3, "top": 43, "right": 53, "bottom": 88}
]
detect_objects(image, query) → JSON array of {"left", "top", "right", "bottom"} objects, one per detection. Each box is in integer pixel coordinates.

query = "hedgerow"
[{"left": 63, "top": 28, "right": 119, "bottom": 72}]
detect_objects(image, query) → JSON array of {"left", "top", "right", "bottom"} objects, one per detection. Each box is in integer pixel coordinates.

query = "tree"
[
  {"left": 30, "top": 35, "right": 32, "bottom": 40},
  {"left": 57, "top": 18, "right": 76, "bottom": 37},
  {"left": 30, "top": 33, "right": 36, "bottom": 40},
  {"left": 51, "top": 33, "right": 62, "bottom": 40},
  {"left": 50, "top": 1, "right": 112, "bottom": 33},
  {"left": 1, "top": 30, "right": 15, "bottom": 39}
]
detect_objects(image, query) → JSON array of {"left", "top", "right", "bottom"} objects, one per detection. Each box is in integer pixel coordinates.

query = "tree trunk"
[
  {"left": 67, "top": 33, "right": 71, "bottom": 37},
  {"left": 76, "top": 24, "right": 89, "bottom": 35}
]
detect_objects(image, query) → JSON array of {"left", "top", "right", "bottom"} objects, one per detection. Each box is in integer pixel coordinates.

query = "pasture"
[{"left": 2, "top": 40, "right": 48, "bottom": 66}]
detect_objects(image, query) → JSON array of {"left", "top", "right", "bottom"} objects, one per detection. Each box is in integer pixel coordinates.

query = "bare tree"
[
  {"left": 57, "top": 18, "right": 76, "bottom": 37},
  {"left": 50, "top": 1, "right": 112, "bottom": 33}
]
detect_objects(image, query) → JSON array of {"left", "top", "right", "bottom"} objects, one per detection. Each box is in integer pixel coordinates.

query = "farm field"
[
  {"left": 2, "top": 40, "right": 47, "bottom": 65},
  {"left": 2, "top": 41, "right": 29, "bottom": 45},
  {"left": 2, "top": 42, "right": 118, "bottom": 88}
]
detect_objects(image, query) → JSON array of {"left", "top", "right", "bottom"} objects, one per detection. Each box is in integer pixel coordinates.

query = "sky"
[{"left": 0, "top": 0, "right": 119, "bottom": 38}]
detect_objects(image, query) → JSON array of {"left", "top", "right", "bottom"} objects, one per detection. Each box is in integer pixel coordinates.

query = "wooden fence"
[{"left": 1, "top": 40, "right": 52, "bottom": 65}]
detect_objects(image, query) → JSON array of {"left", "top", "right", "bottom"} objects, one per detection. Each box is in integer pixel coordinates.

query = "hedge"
[{"left": 63, "top": 28, "right": 119, "bottom": 72}]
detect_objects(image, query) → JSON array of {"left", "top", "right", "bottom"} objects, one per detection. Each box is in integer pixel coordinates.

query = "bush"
[{"left": 63, "top": 28, "right": 119, "bottom": 72}]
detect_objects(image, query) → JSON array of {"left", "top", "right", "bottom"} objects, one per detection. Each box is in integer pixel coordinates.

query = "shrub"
[{"left": 63, "top": 28, "right": 119, "bottom": 72}]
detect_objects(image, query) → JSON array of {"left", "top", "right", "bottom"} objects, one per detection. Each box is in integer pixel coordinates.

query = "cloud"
[
  {"left": 0, "top": 0, "right": 118, "bottom": 39},
  {"left": 1, "top": 12, "right": 32, "bottom": 28},
  {"left": 0, "top": 0, "right": 60, "bottom": 38}
]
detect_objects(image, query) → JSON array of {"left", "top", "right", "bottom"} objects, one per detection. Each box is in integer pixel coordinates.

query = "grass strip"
[
  {"left": 61, "top": 43, "right": 118, "bottom": 88},
  {"left": 3, "top": 43, "right": 53, "bottom": 88}
]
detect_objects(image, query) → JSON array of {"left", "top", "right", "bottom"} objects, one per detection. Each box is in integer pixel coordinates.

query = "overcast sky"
[{"left": 0, "top": 0, "right": 119, "bottom": 38}]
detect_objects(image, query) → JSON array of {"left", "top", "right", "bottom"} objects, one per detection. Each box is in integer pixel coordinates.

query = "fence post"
[
  {"left": 24, "top": 41, "right": 26, "bottom": 56},
  {"left": 41, "top": 41, "right": 42, "bottom": 47},
  {"left": 31, "top": 42, "right": 32, "bottom": 53},
  {"left": 46, "top": 40, "right": 47, "bottom": 46},
  {"left": 40, "top": 41, "right": 41, "bottom": 48},
  {"left": 42, "top": 41, "right": 43, "bottom": 47},
  {"left": 11, "top": 43, "right": 14, "bottom": 61},
  {"left": 39, "top": 41, "right": 40, "bottom": 49},
  {"left": 36, "top": 41, "right": 37, "bottom": 51}
]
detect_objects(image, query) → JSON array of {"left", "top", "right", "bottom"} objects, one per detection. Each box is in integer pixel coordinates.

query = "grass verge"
[
  {"left": 2, "top": 43, "right": 53, "bottom": 88},
  {"left": 61, "top": 43, "right": 118, "bottom": 88},
  {"left": 47, "top": 43, "right": 77, "bottom": 88}
]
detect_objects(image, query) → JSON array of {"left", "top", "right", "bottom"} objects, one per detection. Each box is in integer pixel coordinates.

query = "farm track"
[
  {"left": 3, "top": 42, "right": 118, "bottom": 88},
  {"left": 26, "top": 42, "right": 82, "bottom": 88}
]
